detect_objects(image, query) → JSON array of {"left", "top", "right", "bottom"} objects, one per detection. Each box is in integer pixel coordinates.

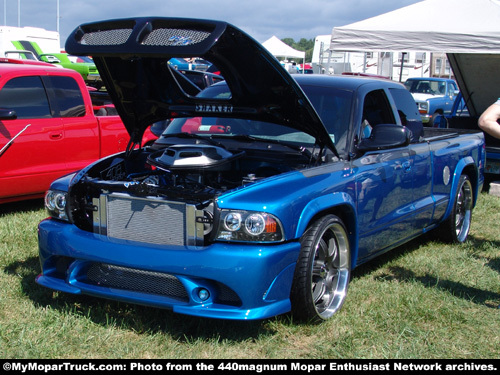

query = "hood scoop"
[{"left": 148, "top": 145, "right": 244, "bottom": 171}]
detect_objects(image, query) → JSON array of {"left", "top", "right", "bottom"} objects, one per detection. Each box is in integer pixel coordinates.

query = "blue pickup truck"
[
  {"left": 36, "top": 18, "right": 485, "bottom": 322},
  {"left": 404, "top": 77, "right": 459, "bottom": 126}
]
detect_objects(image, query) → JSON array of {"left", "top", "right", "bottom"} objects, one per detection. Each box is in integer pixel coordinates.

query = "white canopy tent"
[
  {"left": 263, "top": 36, "right": 305, "bottom": 58},
  {"left": 262, "top": 36, "right": 305, "bottom": 72},
  {"left": 331, "top": 0, "right": 500, "bottom": 53},
  {"left": 330, "top": 0, "right": 500, "bottom": 116}
]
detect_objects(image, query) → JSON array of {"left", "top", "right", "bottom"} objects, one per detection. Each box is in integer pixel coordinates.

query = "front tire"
[
  {"left": 440, "top": 174, "right": 473, "bottom": 243},
  {"left": 291, "top": 215, "right": 351, "bottom": 322}
]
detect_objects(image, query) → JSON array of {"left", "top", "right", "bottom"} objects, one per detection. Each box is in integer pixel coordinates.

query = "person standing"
[{"left": 479, "top": 99, "right": 500, "bottom": 138}]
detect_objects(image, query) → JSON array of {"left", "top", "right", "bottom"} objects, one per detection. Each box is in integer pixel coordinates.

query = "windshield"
[
  {"left": 404, "top": 80, "right": 446, "bottom": 95},
  {"left": 162, "top": 82, "right": 353, "bottom": 154}
]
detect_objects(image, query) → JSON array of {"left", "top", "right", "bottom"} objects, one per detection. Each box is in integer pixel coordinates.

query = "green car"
[{"left": 39, "top": 53, "right": 102, "bottom": 88}]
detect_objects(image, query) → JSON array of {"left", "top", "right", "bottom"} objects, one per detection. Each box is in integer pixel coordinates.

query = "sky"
[{"left": 0, "top": 0, "right": 423, "bottom": 47}]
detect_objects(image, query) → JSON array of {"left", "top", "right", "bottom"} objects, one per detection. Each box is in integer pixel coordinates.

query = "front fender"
[{"left": 295, "top": 192, "right": 358, "bottom": 269}]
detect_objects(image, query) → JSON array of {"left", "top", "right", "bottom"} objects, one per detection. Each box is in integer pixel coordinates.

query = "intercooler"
[{"left": 92, "top": 193, "right": 206, "bottom": 247}]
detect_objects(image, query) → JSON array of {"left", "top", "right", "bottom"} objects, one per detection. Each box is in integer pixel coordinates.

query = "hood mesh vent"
[
  {"left": 143, "top": 28, "right": 211, "bottom": 46},
  {"left": 80, "top": 28, "right": 133, "bottom": 46}
]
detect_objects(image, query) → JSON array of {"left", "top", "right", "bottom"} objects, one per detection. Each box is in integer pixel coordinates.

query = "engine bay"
[{"left": 68, "top": 142, "right": 314, "bottom": 232}]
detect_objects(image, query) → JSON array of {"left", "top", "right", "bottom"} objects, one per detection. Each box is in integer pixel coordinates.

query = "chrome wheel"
[
  {"left": 454, "top": 175, "right": 473, "bottom": 242},
  {"left": 291, "top": 215, "right": 351, "bottom": 322},
  {"left": 439, "top": 174, "right": 473, "bottom": 243}
]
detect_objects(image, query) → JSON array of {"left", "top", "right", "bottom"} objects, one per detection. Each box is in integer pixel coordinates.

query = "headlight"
[
  {"left": 418, "top": 102, "right": 428, "bottom": 113},
  {"left": 45, "top": 190, "right": 69, "bottom": 221},
  {"left": 217, "top": 210, "right": 284, "bottom": 242}
]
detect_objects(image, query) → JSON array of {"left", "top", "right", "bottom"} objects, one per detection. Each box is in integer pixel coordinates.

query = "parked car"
[
  {"left": 39, "top": 52, "right": 102, "bottom": 88},
  {"left": 0, "top": 61, "right": 156, "bottom": 204},
  {"left": 36, "top": 17, "right": 484, "bottom": 322},
  {"left": 0, "top": 56, "right": 58, "bottom": 67},
  {"left": 404, "top": 77, "right": 459, "bottom": 126},
  {"left": 168, "top": 57, "right": 210, "bottom": 71},
  {"left": 4, "top": 49, "right": 39, "bottom": 61}
]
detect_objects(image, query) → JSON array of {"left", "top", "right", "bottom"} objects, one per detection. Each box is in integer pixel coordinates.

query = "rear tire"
[
  {"left": 440, "top": 174, "right": 473, "bottom": 243},
  {"left": 290, "top": 215, "right": 351, "bottom": 322}
]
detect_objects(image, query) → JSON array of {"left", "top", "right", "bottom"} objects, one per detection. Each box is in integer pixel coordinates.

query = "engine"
[{"left": 68, "top": 144, "right": 310, "bottom": 236}]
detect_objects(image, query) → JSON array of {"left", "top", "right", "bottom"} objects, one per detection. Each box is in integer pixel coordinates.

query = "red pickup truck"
[{"left": 0, "top": 61, "right": 156, "bottom": 204}]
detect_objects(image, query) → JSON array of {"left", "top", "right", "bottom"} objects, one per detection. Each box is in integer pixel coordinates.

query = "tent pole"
[{"left": 399, "top": 52, "right": 406, "bottom": 82}]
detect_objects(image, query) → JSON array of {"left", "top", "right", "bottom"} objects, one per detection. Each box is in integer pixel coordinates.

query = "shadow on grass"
[
  {"left": 373, "top": 265, "right": 500, "bottom": 308},
  {"left": 352, "top": 230, "right": 500, "bottom": 274},
  {"left": 4, "top": 256, "right": 279, "bottom": 342},
  {"left": 350, "top": 230, "right": 436, "bottom": 278},
  {"left": 349, "top": 231, "right": 500, "bottom": 308},
  {"left": 0, "top": 199, "right": 44, "bottom": 216}
]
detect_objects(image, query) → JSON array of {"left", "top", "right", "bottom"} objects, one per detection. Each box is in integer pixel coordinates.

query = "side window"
[
  {"left": 361, "top": 90, "right": 395, "bottom": 138},
  {"left": 389, "top": 87, "right": 423, "bottom": 142},
  {"left": 46, "top": 76, "right": 86, "bottom": 117},
  {"left": 0, "top": 76, "right": 50, "bottom": 119},
  {"left": 448, "top": 82, "right": 457, "bottom": 96}
]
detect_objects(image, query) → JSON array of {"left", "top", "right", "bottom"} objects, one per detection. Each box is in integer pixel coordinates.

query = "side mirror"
[
  {"left": 0, "top": 108, "right": 17, "bottom": 120},
  {"left": 357, "top": 124, "right": 410, "bottom": 152}
]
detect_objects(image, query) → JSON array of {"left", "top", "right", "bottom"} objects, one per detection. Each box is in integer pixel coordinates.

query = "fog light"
[{"left": 198, "top": 288, "right": 210, "bottom": 301}]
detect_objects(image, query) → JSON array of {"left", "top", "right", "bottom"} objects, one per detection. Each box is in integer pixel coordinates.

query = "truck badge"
[{"left": 196, "top": 104, "right": 233, "bottom": 113}]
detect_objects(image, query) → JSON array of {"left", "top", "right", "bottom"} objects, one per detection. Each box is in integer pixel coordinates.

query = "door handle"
[{"left": 50, "top": 132, "right": 63, "bottom": 139}]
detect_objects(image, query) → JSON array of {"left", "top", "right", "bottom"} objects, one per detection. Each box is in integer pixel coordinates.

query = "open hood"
[
  {"left": 448, "top": 53, "right": 500, "bottom": 118},
  {"left": 65, "top": 17, "right": 337, "bottom": 154}
]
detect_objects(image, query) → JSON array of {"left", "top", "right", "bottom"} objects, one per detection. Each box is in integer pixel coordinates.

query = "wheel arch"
[
  {"left": 295, "top": 193, "right": 359, "bottom": 270},
  {"left": 443, "top": 157, "right": 479, "bottom": 221}
]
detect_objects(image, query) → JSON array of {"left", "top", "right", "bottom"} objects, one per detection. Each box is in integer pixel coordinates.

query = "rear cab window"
[
  {"left": 389, "top": 87, "right": 424, "bottom": 142},
  {"left": 44, "top": 76, "right": 86, "bottom": 117}
]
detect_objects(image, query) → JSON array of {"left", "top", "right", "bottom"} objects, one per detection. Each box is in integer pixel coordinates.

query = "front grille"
[
  {"left": 86, "top": 263, "right": 189, "bottom": 302},
  {"left": 106, "top": 194, "right": 185, "bottom": 246},
  {"left": 93, "top": 193, "right": 205, "bottom": 247}
]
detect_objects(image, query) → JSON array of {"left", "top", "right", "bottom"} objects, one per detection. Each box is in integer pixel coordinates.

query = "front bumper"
[
  {"left": 36, "top": 218, "right": 300, "bottom": 320},
  {"left": 420, "top": 114, "right": 431, "bottom": 124}
]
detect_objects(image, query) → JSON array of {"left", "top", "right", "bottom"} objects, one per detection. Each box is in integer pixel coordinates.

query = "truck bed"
[{"left": 422, "top": 126, "right": 483, "bottom": 142}]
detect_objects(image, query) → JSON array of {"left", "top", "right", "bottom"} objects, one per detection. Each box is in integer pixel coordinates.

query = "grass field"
[{"left": 0, "top": 193, "right": 498, "bottom": 359}]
